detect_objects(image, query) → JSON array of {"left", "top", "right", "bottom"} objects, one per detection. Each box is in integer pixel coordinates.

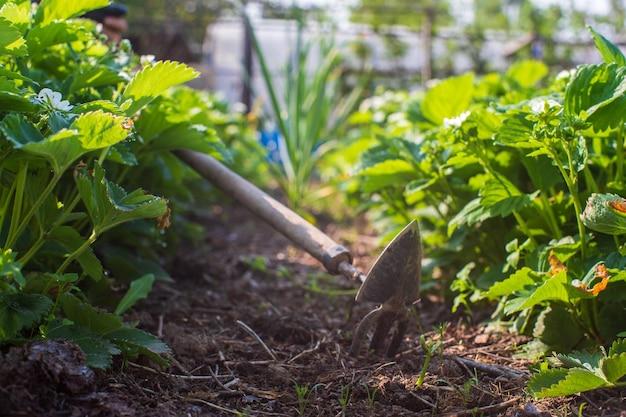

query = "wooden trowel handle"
[{"left": 176, "top": 150, "right": 353, "bottom": 275}]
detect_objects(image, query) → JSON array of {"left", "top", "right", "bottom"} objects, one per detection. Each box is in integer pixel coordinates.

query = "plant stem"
[
  {"left": 416, "top": 350, "right": 433, "bottom": 388},
  {"left": 4, "top": 172, "right": 62, "bottom": 249},
  {"left": 583, "top": 167, "right": 599, "bottom": 194},
  {"left": 581, "top": 299, "right": 604, "bottom": 345},
  {"left": 551, "top": 148, "right": 586, "bottom": 259},
  {"left": 0, "top": 179, "right": 17, "bottom": 244},
  {"left": 438, "top": 168, "right": 459, "bottom": 210},
  {"left": 570, "top": 187, "right": 586, "bottom": 259},
  {"left": 539, "top": 193, "right": 561, "bottom": 238},
  {"left": 513, "top": 211, "right": 537, "bottom": 246},
  {"left": 18, "top": 193, "right": 82, "bottom": 266},
  {"left": 616, "top": 124, "right": 624, "bottom": 184},
  {"left": 6, "top": 162, "right": 29, "bottom": 247},
  {"left": 56, "top": 229, "right": 97, "bottom": 274}
]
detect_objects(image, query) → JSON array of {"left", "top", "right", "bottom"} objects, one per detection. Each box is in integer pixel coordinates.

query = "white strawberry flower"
[
  {"left": 556, "top": 69, "right": 576, "bottom": 81},
  {"left": 388, "top": 112, "right": 411, "bottom": 129},
  {"left": 443, "top": 111, "right": 471, "bottom": 128},
  {"left": 529, "top": 98, "right": 560, "bottom": 114},
  {"left": 140, "top": 54, "right": 156, "bottom": 66},
  {"left": 33, "top": 88, "right": 73, "bottom": 112}
]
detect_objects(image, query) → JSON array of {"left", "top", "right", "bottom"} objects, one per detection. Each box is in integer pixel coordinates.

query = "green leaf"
[
  {"left": 609, "top": 338, "right": 626, "bottom": 356},
  {"left": 26, "top": 21, "right": 88, "bottom": 54},
  {"left": 101, "top": 247, "right": 172, "bottom": 283},
  {"left": 494, "top": 114, "right": 536, "bottom": 148},
  {"left": 69, "top": 66, "right": 125, "bottom": 93},
  {"left": 522, "top": 156, "right": 562, "bottom": 192},
  {"left": 0, "top": 249, "right": 25, "bottom": 287},
  {"left": 47, "top": 321, "right": 119, "bottom": 369},
  {"left": 0, "top": 2, "right": 30, "bottom": 32},
  {"left": 513, "top": 271, "right": 570, "bottom": 312},
  {"left": 71, "top": 110, "right": 131, "bottom": 150},
  {"left": 450, "top": 177, "right": 538, "bottom": 234},
  {"left": 0, "top": 78, "right": 37, "bottom": 112},
  {"left": 75, "top": 164, "right": 167, "bottom": 234},
  {"left": 448, "top": 198, "right": 491, "bottom": 235},
  {"left": 484, "top": 267, "right": 539, "bottom": 300},
  {"left": 0, "top": 113, "right": 44, "bottom": 146},
  {"left": 506, "top": 60, "right": 549, "bottom": 88},
  {"left": 421, "top": 72, "right": 474, "bottom": 125},
  {"left": 564, "top": 63, "right": 626, "bottom": 131},
  {"left": 18, "top": 112, "right": 127, "bottom": 177},
  {"left": 581, "top": 193, "right": 626, "bottom": 235},
  {"left": 48, "top": 111, "right": 74, "bottom": 133},
  {"left": 529, "top": 368, "right": 608, "bottom": 398},
  {"left": 358, "top": 159, "right": 416, "bottom": 192},
  {"left": 122, "top": 61, "right": 199, "bottom": 115},
  {"left": 0, "top": 17, "right": 26, "bottom": 55},
  {"left": 588, "top": 26, "right": 626, "bottom": 66},
  {"left": 107, "top": 142, "right": 138, "bottom": 166},
  {"left": 602, "top": 353, "right": 626, "bottom": 383},
  {"left": 479, "top": 177, "right": 537, "bottom": 219},
  {"left": 56, "top": 293, "right": 170, "bottom": 366},
  {"left": 35, "top": 0, "right": 110, "bottom": 26},
  {"left": 556, "top": 350, "right": 604, "bottom": 370},
  {"left": 0, "top": 293, "right": 53, "bottom": 339},
  {"left": 0, "top": 66, "right": 38, "bottom": 85},
  {"left": 114, "top": 274, "right": 155, "bottom": 316},
  {"left": 533, "top": 305, "right": 584, "bottom": 352},
  {"left": 570, "top": 136, "right": 588, "bottom": 173},
  {"left": 49, "top": 226, "right": 103, "bottom": 280},
  {"left": 107, "top": 327, "right": 170, "bottom": 355},
  {"left": 149, "top": 123, "right": 224, "bottom": 155},
  {"left": 60, "top": 293, "right": 123, "bottom": 335},
  {"left": 73, "top": 100, "right": 122, "bottom": 115},
  {"left": 21, "top": 129, "right": 82, "bottom": 174},
  {"left": 107, "top": 326, "right": 170, "bottom": 366}
]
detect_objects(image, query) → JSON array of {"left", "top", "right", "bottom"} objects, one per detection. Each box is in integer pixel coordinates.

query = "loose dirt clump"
[{"left": 0, "top": 340, "right": 133, "bottom": 417}]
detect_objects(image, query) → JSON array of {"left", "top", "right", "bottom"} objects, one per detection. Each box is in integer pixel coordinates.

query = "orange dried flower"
[
  {"left": 575, "top": 263, "right": 611, "bottom": 296},
  {"left": 590, "top": 263, "right": 610, "bottom": 295},
  {"left": 548, "top": 252, "right": 566, "bottom": 276},
  {"left": 609, "top": 199, "right": 626, "bottom": 214},
  {"left": 590, "top": 276, "right": 610, "bottom": 296},
  {"left": 156, "top": 207, "right": 171, "bottom": 230}
]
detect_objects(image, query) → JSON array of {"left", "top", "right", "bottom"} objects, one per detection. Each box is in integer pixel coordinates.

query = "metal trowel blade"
[{"left": 355, "top": 220, "right": 421, "bottom": 304}]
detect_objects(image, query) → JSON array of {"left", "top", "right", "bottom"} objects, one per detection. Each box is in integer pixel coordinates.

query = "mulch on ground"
[{"left": 1, "top": 205, "right": 625, "bottom": 417}]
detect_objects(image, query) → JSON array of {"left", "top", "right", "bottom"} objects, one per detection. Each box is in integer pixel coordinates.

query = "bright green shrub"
[
  {"left": 348, "top": 28, "right": 626, "bottom": 397},
  {"left": 0, "top": 0, "right": 226, "bottom": 367}
]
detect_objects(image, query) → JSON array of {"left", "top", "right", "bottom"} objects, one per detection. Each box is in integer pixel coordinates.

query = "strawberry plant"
[
  {"left": 348, "top": 26, "right": 626, "bottom": 397},
  {"left": 0, "top": 0, "right": 226, "bottom": 367}
]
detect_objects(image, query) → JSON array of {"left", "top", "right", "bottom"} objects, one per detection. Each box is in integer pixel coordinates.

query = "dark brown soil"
[{"left": 2, "top": 205, "right": 626, "bottom": 417}]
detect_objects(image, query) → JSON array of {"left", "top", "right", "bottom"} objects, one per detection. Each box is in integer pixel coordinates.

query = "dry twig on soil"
[
  {"left": 449, "top": 356, "right": 528, "bottom": 379},
  {"left": 236, "top": 320, "right": 278, "bottom": 361}
]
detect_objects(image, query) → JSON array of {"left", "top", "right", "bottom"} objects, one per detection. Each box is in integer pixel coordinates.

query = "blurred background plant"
[{"left": 243, "top": 10, "right": 365, "bottom": 211}]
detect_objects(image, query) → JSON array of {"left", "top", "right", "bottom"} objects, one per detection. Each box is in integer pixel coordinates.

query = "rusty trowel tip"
[{"left": 355, "top": 220, "right": 422, "bottom": 304}]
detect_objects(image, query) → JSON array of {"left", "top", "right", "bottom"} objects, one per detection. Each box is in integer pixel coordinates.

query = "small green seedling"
[
  {"left": 459, "top": 372, "right": 479, "bottom": 403},
  {"left": 363, "top": 383, "right": 378, "bottom": 409},
  {"left": 242, "top": 255, "right": 269, "bottom": 272},
  {"left": 294, "top": 383, "right": 311, "bottom": 415},
  {"left": 415, "top": 334, "right": 444, "bottom": 388},
  {"left": 338, "top": 384, "right": 351, "bottom": 415}
]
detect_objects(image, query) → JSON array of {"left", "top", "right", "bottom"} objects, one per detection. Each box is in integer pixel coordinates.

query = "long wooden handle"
[{"left": 176, "top": 150, "right": 353, "bottom": 274}]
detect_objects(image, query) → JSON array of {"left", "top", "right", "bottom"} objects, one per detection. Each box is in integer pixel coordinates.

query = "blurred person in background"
[{"left": 84, "top": 3, "right": 128, "bottom": 43}]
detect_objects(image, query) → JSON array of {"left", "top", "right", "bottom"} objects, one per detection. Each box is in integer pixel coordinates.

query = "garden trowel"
[{"left": 176, "top": 150, "right": 422, "bottom": 356}]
